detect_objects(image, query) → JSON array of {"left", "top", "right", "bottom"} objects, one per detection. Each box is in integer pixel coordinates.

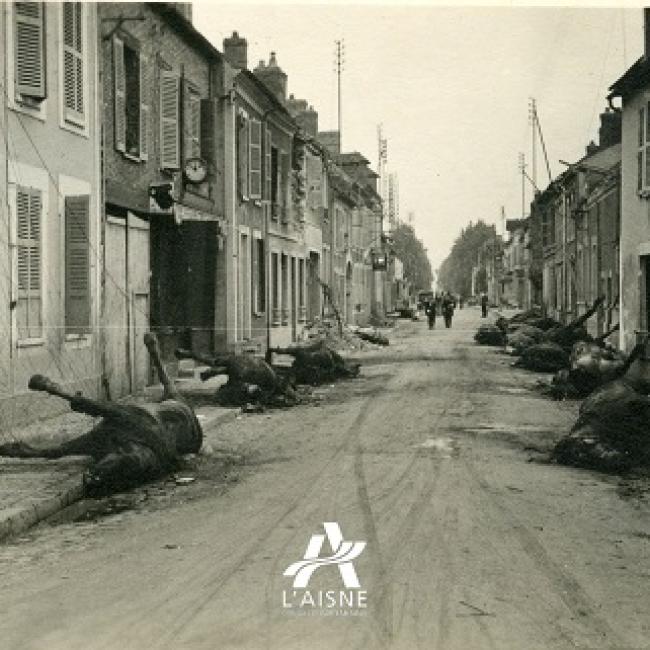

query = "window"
[
  {"left": 114, "top": 36, "right": 150, "bottom": 160},
  {"left": 64, "top": 195, "right": 90, "bottom": 334},
  {"left": 15, "top": 186, "right": 43, "bottom": 340},
  {"left": 14, "top": 2, "right": 46, "bottom": 103},
  {"left": 249, "top": 119, "right": 262, "bottom": 199},
  {"left": 62, "top": 2, "right": 83, "bottom": 125},
  {"left": 236, "top": 112, "right": 249, "bottom": 199}
]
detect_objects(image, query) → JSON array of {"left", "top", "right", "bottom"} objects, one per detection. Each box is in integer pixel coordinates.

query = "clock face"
[{"left": 184, "top": 157, "right": 207, "bottom": 183}]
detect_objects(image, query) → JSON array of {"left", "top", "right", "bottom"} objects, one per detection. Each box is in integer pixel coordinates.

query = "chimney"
[
  {"left": 318, "top": 131, "right": 340, "bottom": 156},
  {"left": 585, "top": 140, "right": 599, "bottom": 157},
  {"left": 171, "top": 3, "right": 192, "bottom": 23},
  {"left": 253, "top": 52, "right": 287, "bottom": 104},
  {"left": 646, "top": 8, "right": 650, "bottom": 59},
  {"left": 223, "top": 31, "right": 247, "bottom": 70},
  {"left": 286, "top": 96, "right": 318, "bottom": 138},
  {"left": 598, "top": 107, "right": 622, "bottom": 148}
]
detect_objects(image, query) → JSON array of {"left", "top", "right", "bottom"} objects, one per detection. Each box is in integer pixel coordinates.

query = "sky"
[{"left": 193, "top": 2, "right": 645, "bottom": 272}]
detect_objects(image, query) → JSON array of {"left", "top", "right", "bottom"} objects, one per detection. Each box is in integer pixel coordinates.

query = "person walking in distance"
[
  {"left": 442, "top": 292, "right": 456, "bottom": 328},
  {"left": 481, "top": 292, "right": 489, "bottom": 318},
  {"left": 426, "top": 300, "right": 436, "bottom": 329}
]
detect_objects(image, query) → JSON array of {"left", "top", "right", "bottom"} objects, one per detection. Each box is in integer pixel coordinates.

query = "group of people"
[{"left": 424, "top": 292, "right": 457, "bottom": 330}]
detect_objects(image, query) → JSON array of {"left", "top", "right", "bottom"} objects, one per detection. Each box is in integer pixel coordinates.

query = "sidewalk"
[{"left": 0, "top": 371, "right": 240, "bottom": 542}]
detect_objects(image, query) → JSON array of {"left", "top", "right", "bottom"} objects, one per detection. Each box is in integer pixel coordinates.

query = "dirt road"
[{"left": 0, "top": 308, "right": 649, "bottom": 650}]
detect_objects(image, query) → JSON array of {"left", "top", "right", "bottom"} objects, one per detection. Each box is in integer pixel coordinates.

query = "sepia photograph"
[{"left": 0, "top": 0, "right": 649, "bottom": 648}]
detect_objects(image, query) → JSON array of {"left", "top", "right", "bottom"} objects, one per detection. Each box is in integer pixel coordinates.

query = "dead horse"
[{"left": 0, "top": 333, "right": 203, "bottom": 496}]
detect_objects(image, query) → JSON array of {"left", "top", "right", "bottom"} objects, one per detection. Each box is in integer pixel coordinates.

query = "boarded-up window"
[
  {"left": 249, "top": 119, "right": 262, "bottom": 199},
  {"left": 237, "top": 112, "right": 249, "bottom": 199},
  {"left": 15, "top": 186, "right": 42, "bottom": 339},
  {"left": 264, "top": 128, "right": 272, "bottom": 201},
  {"left": 65, "top": 195, "right": 90, "bottom": 334},
  {"left": 63, "top": 2, "right": 83, "bottom": 124},
  {"left": 14, "top": 2, "right": 46, "bottom": 101},
  {"left": 160, "top": 69, "right": 180, "bottom": 169}
]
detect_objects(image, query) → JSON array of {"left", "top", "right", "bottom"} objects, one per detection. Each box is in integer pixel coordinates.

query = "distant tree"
[
  {"left": 391, "top": 223, "right": 433, "bottom": 292},
  {"left": 437, "top": 221, "right": 496, "bottom": 296}
]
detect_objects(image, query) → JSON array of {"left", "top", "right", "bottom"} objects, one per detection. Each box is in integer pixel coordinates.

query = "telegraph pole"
[
  {"left": 529, "top": 98, "right": 537, "bottom": 192},
  {"left": 518, "top": 152, "right": 526, "bottom": 217},
  {"left": 334, "top": 39, "right": 345, "bottom": 153}
]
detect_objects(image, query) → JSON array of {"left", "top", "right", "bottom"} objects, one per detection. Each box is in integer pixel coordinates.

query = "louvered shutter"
[
  {"left": 237, "top": 113, "right": 248, "bottom": 199},
  {"left": 160, "top": 69, "right": 180, "bottom": 169},
  {"left": 15, "top": 186, "right": 42, "bottom": 339},
  {"left": 264, "top": 128, "right": 272, "bottom": 201},
  {"left": 139, "top": 54, "right": 149, "bottom": 160},
  {"left": 64, "top": 195, "right": 90, "bottom": 334},
  {"left": 280, "top": 152, "right": 289, "bottom": 223},
  {"left": 200, "top": 98, "right": 215, "bottom": 169},
  {"left": 249, "top": 119, "right": 262, "bottom": 199},
  {"left": 185, "top": 89, "right": 201, "bottom": 159},
  {"left": 63, "top": 2, "right": 84, "bottom": 123},
  {"left": 14, "top": 2, "right": 46, "bottom": 100},
  {"left": 113, "top": 36, "right": 126, "bottom": 152}
]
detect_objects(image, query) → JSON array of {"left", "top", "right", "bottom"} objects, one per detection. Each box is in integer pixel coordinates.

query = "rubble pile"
[{"left": 301, "top": 318, "right": 390, "bottom": 351}]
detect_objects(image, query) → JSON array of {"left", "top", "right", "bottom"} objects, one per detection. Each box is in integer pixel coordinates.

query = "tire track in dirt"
[
  {"left": 462, "top": 456, "right": 627, "bottom": 649},
  {"left": 348, "top": 347, "right": 468, "bottom": 649},
  {"left": 150, "top": 387, "right": 388, "bottom": 650}
]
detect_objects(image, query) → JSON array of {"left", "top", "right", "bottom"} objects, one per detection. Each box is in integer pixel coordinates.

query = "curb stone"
[{"left": 0, "top": 406, "right": 240, "bottom": 543}]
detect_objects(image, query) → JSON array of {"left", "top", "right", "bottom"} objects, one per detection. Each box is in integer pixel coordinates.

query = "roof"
[
  {"left": 334, "top": 152, "right": 370, "bottom": 166},
  {"left": 148, "top": 4, "right": 222, "bottom": 61},
  {"left": 609, "top": 55, "right": 650, "bottom": 100},
  {"left": 237, "top": 70, "right": 294, "bottom": 122}
]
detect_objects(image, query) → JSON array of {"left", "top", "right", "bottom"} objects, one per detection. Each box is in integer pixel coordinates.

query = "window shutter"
[
  {"left": 14, "top": 2, "right": 46, "bottom": 100},
  {"left": 113, "top": 36, "right": 126, "bottom": 152},
  {"left": 139, "top": 54, "right": 149, "bottom": 160},
  {"left": 65, "top": 195, "right": 90, "bottom": 334},
  {"left": 280, "top": 152, "right": 289, "bottom": 223},
  {"left": 237, "top": 113, "right": 249, "bottom": 199},
  {"left": 264, "top": 128, "right": 272, "bottom": 201},
  {"left": 63, "top": 2, "right": 84, "bottom": 123},
  {"left": 15, "top": 186, "right": 42, "bottom": 339},
  {"left": 186, "top": 89, "right": 201, "bottom": 160},
  {"left": 249, "top": 119, "right": 262, "bottom": 199},
  {"left": 200, "top": 98, "right": 215, "bottom": 169},
  {"left": 160, "top": 69, "right": 180, "bottom": 169}
]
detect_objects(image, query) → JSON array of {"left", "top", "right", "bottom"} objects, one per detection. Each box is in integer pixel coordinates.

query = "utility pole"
[
  {"left": 518, "top": 152, "right": 526, "bottom": 217},
  {"left": 529, "top": 98, "right": 537, "bottom": 192},
  {"left": 334, "top": 39, "right": 345, "bottom": 153}
]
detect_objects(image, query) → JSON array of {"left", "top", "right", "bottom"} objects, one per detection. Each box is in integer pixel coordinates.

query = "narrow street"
[{"left": 0, "top": 308, "right": 648, "bottom": 650}]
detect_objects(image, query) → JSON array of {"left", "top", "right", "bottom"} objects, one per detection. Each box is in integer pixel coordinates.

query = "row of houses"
[
  {"left": 473, "top": 6, "right": 650, "bottom": 388},
  {"left": 0, "top": 1, "right": 398, "bottom": 427},
  {"left": 473, "top": 105, "right": 622, "bottom": 345}
]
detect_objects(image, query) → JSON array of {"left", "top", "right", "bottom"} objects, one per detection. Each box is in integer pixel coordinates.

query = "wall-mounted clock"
[{"left": 184, "top": 157, "right": 207, "bottom": 184}]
